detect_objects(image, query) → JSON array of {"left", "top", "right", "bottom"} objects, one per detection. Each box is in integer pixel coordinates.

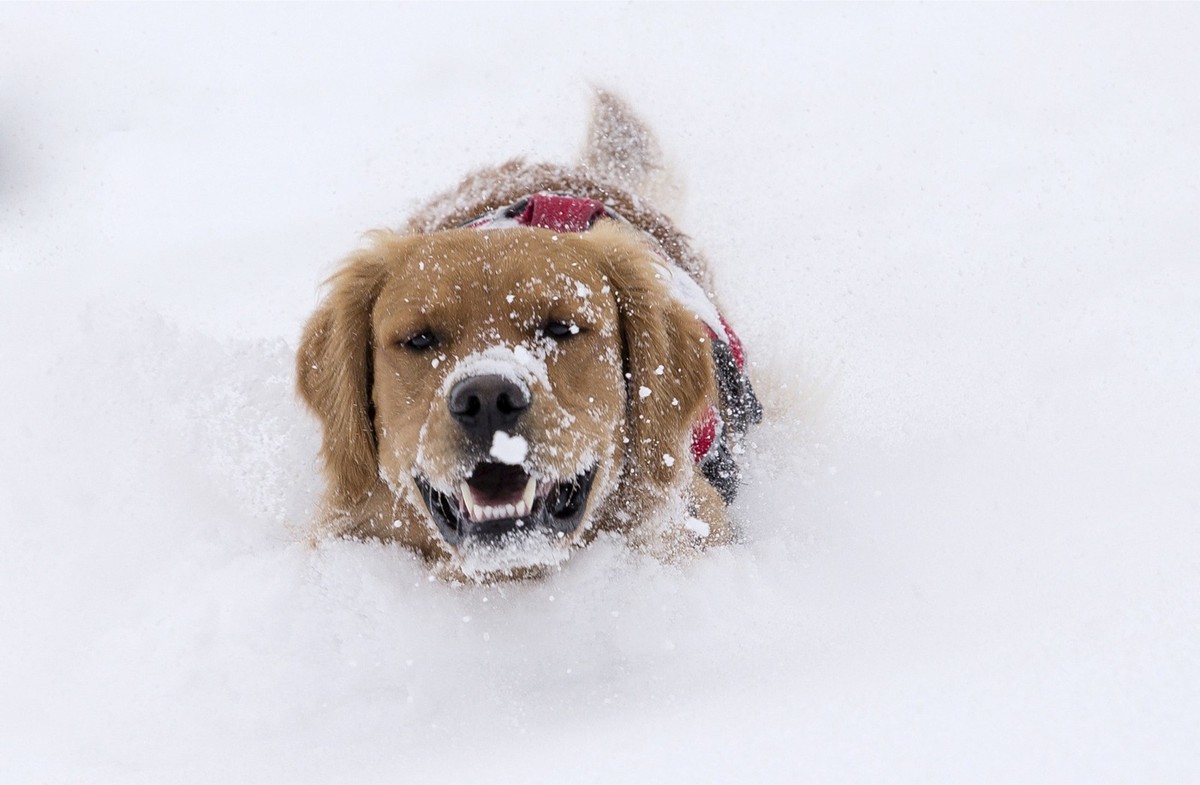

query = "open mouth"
[{"left": 415, "top": 463, "right": 597, "bottom": 546}]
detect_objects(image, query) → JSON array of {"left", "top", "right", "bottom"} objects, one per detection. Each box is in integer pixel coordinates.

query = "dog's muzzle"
[{"left": 418, "top": 370, "right": 598, "bottom": 546}]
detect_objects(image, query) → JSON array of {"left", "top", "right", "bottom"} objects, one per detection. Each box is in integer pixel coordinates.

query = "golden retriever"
[{"left": 298, "top": 92, "right": 760, "bottom": 579}]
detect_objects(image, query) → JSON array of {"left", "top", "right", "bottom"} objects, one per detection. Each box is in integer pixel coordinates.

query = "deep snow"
[{"left": 2, "top": 5, "right": 1198, "bottom": 783}]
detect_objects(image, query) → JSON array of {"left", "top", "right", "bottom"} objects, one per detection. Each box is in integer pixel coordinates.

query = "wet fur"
[{"left": 298, "top": 92, "right": 732, "bottom": 573}]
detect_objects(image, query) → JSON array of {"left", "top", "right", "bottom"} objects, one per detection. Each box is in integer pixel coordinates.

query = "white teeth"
[{"left": 458, "top": 476, "right": 541, "bottom": 522}]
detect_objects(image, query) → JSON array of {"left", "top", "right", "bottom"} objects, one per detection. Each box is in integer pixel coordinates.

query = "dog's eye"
[
  {"left": 401, "top": 331, "right": 439, "bottom": 351},
  {"left": 544, "top": 320, "right": 581, "bottom": 340}
]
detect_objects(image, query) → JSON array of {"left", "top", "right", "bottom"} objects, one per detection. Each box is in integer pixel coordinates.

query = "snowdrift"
[{"left": 2, "top": 5, "right": 1197, "bottom": 782}]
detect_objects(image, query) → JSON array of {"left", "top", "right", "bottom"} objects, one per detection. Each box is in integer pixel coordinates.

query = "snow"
[
  {"left": 652, "top": 260, "right": 730, "bottom": 342},
  {"left": 456, "top": 528, "right": 574, "bottom": 582},
  {"left": 683, "top": 517, "right": 710, "bottom": 539},
  {"left": 438, "top": 345, "right": 542, "bottom": 399},
  {"left": 3, "top": 4, "right": 1200, "bottom": 783},
  {"left": 490, "top": 431, "right": 529, "bottom": 466}
]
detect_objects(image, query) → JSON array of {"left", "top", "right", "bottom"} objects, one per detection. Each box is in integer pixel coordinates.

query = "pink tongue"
[
  {"left": 468, "top": 482, "right": 523, "bottom": 507},
  {"left": 467, "top": 463, "right": 529, "bottom": 506}
]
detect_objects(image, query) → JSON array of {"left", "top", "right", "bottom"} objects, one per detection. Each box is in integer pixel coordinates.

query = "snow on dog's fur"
[{"left": 297, "top": 92, "right": 744, "bottom": 579}]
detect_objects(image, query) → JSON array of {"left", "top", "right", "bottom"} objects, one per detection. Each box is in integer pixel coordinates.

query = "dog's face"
[
  {"left": 298, "top": 222, "right": 715, "bottom": 574},
  {"left": 374, "top": 227, "right": 629, "bottom": 566}
]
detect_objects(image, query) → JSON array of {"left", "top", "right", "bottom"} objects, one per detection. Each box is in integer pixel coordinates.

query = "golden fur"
[{"left": 298, "top": 92, "right": 735, "bottom": 577}]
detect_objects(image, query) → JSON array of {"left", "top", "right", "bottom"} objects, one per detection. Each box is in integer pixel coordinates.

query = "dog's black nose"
[{"left": 448, "top": 375, "right": 530, "bottom": 439}]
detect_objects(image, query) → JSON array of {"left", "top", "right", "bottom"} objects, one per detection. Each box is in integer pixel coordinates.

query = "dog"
[{"left": 297, "top": 91, "right": 760, "bottom": 579}]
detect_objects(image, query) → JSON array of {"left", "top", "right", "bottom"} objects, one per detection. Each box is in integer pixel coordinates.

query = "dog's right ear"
[{"left": 297, "top": 237, "right": 394, "bottom": 511}]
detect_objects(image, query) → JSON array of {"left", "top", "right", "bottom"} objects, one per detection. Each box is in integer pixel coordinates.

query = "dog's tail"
[{"left": 580, "top": 89, "right": 680, "bottom": 207}]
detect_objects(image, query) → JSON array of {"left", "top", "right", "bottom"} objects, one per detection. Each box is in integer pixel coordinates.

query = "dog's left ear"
[
  {"left": 297, "top": 237, "right": 395, "bottom": 511},
  {"left": 591, "top": 225, "right": 717, "bottom": 489}
]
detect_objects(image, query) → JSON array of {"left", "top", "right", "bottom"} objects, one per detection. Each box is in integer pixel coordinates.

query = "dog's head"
[{"left": 298, "top": 221, "right": 715, "bottom": 572}]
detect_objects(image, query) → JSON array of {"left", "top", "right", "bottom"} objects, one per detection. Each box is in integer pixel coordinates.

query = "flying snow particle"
[
  {"left": 490, "top": 431, "right": 528, "bottom": 465},
  {"left": 662, "top": 453, "right": 675, "bottom": 467},
  {"left": 684, "top": 516, "right": 710, "bottom": 539},
  {"left": 639, "top": 386, "right": 652, "bottom": 399}
]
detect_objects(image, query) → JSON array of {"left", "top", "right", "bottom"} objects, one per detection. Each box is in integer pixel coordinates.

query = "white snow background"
[{"left": 2, "top": 5, "right": 1198, "bottom": 783}]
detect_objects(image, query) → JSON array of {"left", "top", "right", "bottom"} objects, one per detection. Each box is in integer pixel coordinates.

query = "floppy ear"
[
  {"left": 595, "top": 229, "right": 717, "bottom": 489},
  {"left": 297, "top": 240, "right": 393, "bottom": 511}
]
